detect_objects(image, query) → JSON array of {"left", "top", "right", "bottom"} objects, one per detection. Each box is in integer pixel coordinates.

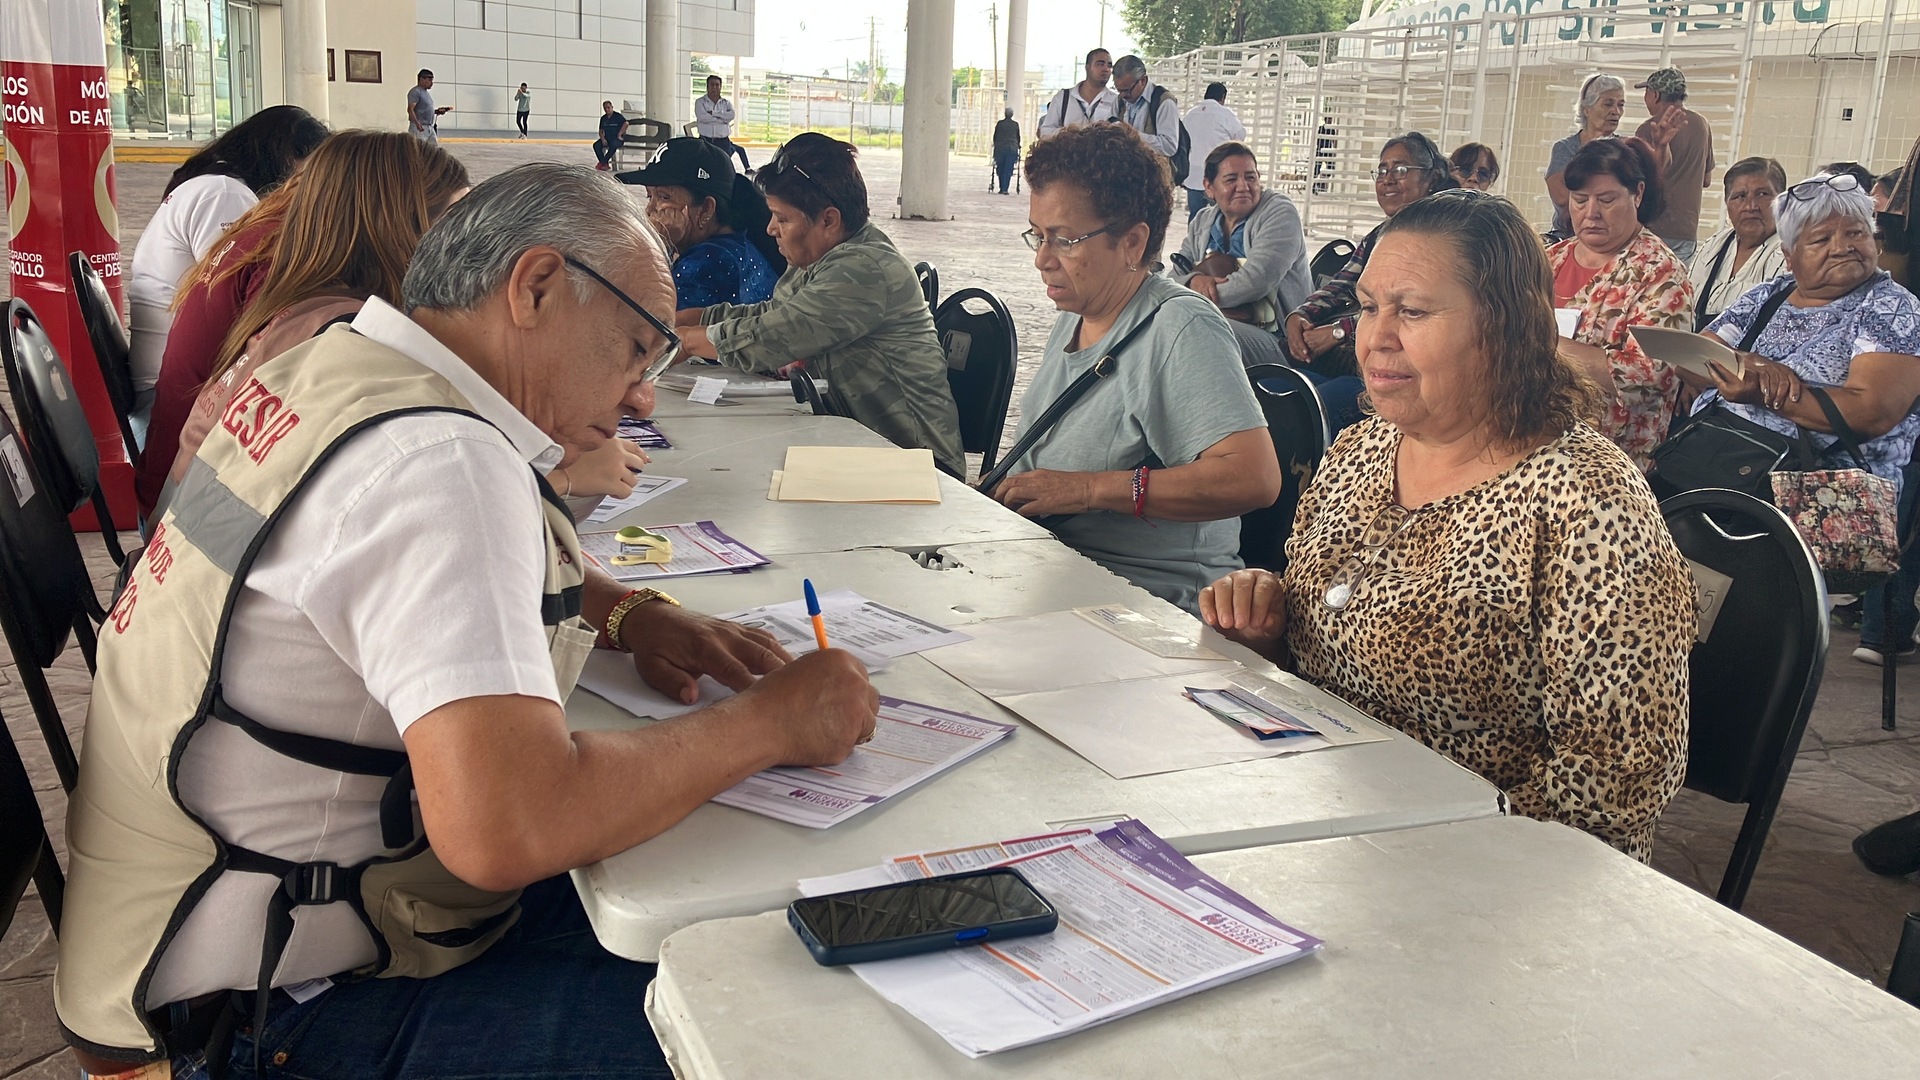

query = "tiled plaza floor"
[{"left": 2, "top": 142, "right": 1916, "bottom": 1076}]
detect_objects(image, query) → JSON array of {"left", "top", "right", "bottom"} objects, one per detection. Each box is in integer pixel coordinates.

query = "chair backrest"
[
  {"left": 0, "top": 406, "right": 93, "bottom": 671},
  {"left": 2, "top": 299, "right": 102, "bottom": 515},
  {"left": 934, "top": 288, "right": 1018, "bottom": 474},
  {"left": 1661, "top": 489, "right": 1827, "bottom": 805},
  {"left": 789, "top": 368, "right": 830, "bottom": 416},
  {"left": 914, "top": 262, "right": 939, "bottom": 313},
  {"left": 0, "top": 705, "right": 55, "bottom": 937},
  {"left": 67, "top": 252, "right": 134, "bottom": 419},
  {"left": 1308, "top": 238, "right": 1356, "bottom": 289},
  {"left": 1239, "top": 364, "right": 1330, "bottom": 572}
]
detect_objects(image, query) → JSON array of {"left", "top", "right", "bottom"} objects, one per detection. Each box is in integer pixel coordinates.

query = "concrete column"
[
  {"left": 282, "top": 0, "right": 329, "bottom": 123},
  {"left": 900, "top": 0, "right": 954, "bottom": 220},
  {"left": 646, "top": 0, "right": 679, "bottom": 127},
  {"left": 1005, "top": 0, "right": 1027, "bottom": 123}
]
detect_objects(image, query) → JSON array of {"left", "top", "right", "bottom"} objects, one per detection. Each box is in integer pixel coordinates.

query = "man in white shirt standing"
[
  {"left": 55, "top": 162, "right": 877, "bottom": 1078},
  {"left": 1112, "top": 55, "right": 1186, "bottom": 182},
  {"left": 696, "top": 74, "right": 752, "bottom": 172},
  {"left": 1036, "top": 48, "right": 1120, "bottom": 138},
  {"left": 1181, "top": 82, "right": 1246, "bottom": 220}
]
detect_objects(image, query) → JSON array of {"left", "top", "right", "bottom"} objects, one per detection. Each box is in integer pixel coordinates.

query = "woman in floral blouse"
[{"left": 1546, "top": 137, "right": 1695, "bottom": 468}]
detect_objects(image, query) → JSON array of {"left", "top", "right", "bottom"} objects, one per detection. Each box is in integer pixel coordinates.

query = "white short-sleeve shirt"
[
  {"left": 146, "top": 297, "right": 568, "bottom": 1007},
  {"left": 127, "top": 173, "right": 260, "bottom": 390}
]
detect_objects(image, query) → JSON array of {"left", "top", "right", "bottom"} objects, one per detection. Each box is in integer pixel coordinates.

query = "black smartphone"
[{"left": 788, "top": 867, "right": 1058, "bottom": 966}]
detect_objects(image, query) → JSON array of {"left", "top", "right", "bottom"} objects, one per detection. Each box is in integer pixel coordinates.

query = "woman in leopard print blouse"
[{"left": 1203, "top": 190, "right": 1696, "bottom": 861}]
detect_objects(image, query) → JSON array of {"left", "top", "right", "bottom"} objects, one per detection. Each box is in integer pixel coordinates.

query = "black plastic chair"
[
  {"left": 0, "top": 405, "right": 103, "bottom": 795},
  {"left": 68, "top": 251, "right": 140, "bottom": 467},
  {"left": 1239, "top": 364, "right": 1330, "bottom": 573},
  {"left": 914, "top": 262, "right": 939, "bottom": 314},
  {"left": 2, "top": 703, "right": 62, "bottom": 936},
  {"left": 934, "top": 288, "right": 1018, "bottom": 475},
  {"left": 1661, "top": 488, "right": 1828, "bottom": 910},
  {"left": 789, "top": 368, "right": 833, "bottom": 416},
  {"left": 1307, "top": 238, "right": 1356, "bottom": 290},
  {"left": 2, "top": 300, "right": 129, "bottom": 566}
]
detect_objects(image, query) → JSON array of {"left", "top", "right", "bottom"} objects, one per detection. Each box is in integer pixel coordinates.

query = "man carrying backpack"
[
  {"left": 1112, "top": 55, "right": 1189, "bottom": 185},
  {"left": 1037, "top": 48, "right": 1120, "bottom": 138}
]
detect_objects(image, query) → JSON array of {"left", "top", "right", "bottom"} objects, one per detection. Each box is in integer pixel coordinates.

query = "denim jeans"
[
  {"left": 179, "top": 876, "right": 670, "bottom": 1079},
  {"left": 994, "top": 149, "right": 1018, "bottom": 193},
  {"left": 1295, "top": 369, "right": 1367, "bottom": 437},
  {"left": 1861, "top": 465, "right": 1920, "bottom": 649}
]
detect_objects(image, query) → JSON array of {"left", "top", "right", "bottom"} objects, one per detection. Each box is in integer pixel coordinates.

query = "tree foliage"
[{"left": 1121, "top": 0, "right": 1363, "bottom": 57}]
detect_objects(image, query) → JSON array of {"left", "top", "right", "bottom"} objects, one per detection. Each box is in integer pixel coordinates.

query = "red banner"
[{"left": 3, "top": 0, "right": 131, "bottom": 529}]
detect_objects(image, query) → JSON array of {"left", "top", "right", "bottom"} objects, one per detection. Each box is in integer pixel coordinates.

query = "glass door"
[{"left": 227, "top": 2, "right": 260, "bottom": 124}]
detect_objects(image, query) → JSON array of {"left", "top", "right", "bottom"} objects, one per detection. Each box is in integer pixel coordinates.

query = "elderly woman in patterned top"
[
  {"left": 1684, "top": 171, "right": 1920, "bottom": 662},
  {"left": 1199, "top": 191, "right": 1696, "bottom": 861},
  {"left": 1547, "top": 137, "right": 1695, "bottom": 469}
]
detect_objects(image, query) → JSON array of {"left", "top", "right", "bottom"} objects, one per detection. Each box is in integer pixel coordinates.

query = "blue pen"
[{"left": 803, "top": 578, "right": 831, "bottom": 652}]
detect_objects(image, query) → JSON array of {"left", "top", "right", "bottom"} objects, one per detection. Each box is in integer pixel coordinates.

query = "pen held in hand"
[{"left": 803, "top": 578, "right": 831, "bottom": 652}]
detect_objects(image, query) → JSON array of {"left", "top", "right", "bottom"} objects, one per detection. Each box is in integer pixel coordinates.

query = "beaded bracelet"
[{"left": 1132, "top": 465, "right": 1150, "bottom": 518}]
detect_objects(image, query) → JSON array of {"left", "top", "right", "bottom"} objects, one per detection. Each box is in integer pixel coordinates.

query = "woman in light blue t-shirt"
[{"left": 990, "top": 123, "right": 1282, "bottom": 613}]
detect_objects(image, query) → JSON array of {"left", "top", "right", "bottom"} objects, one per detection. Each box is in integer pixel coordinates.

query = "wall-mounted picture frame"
[{"left": 345, "top": 50, "right": 383, "bottom": 84}]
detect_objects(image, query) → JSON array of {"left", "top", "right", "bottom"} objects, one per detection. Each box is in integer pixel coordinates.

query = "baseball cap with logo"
[
  {"left": 618, "top": 138, "right": 735, "bottom": 204},
  {"left": 1634, "top": 67, "right": 1687, "bottom": 97}
]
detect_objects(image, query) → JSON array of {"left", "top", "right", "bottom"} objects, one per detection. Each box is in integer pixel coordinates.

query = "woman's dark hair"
[
  {"left": 756, "top": 132, "right": 870, "bottom": 233},
  {"left": 725, "top": 173, "right": 788, "bottom": 275},
  {"left": 1204, "top": 141, "right": 1256, "bottom": 184},
  {"left": 1448, "top": 142, "right": 1500, "bottom": 183},
  {"left": 1380, "top": 191, "right": 1600, "bottom": 444},
  {"left": 1024, "top": 122, "right": 1175, "bottom": 263},
  {"left": 163, "top": 105, "right": 329, "bottom": 197},
  {"left": 1821, "top": 161, "right": 1879, "bottom": 192},
  {"left": 1563, "top": 136, "right": 1666, "bottom": 225},
  {"left": 1723, "top": 155, "right": 1787, "bottom": 195}
]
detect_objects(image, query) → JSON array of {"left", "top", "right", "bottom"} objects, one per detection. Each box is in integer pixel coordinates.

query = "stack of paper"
[
  {"left": 579, "top": 520, "right": 769, "bottom": 581},
  {"left": 769, "top": 446, "right": 942, "bottom": 504},
  {"left": 921, "top": 608, "right": 1385, "bottom": 778},
  {"left": 656, "top": 366, "right": 796, "bottom": 398},
  {"left": 584, "top": 475, "right": 688, "bottom": 524},
  {"left": 617, "top": 417, "right": 672, "bottom": 449},
  {"left": 714, "top": 696, "right": 1014, "bottom": 827},
  {"left": 573, "top": 590, "right": 973, "bottom": 721},
  {"left": 797, "top": 818, "right": 1322, "bottom": 1056},
  {"left": 1630, "top": 325, "right": 1745, "bottom": 380}
]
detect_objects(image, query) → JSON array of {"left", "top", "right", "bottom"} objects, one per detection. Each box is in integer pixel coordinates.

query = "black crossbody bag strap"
[
  {"left": 1693, "top": 235, "right": 1734, "bottom": 330},
  {"left": 1736, "top": 283, "right": 1794, "bottom": 353},
  {"left": 1798, "top": 384, "right": 1872, "bottom": 471},
  {"left": 978, "top": 300, "right": 1172, "bottom": 493}
]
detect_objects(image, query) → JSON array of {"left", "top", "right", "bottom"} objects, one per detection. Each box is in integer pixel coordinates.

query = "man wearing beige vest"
[{"left": 57, "top": 163, "right": 877, "bottom": 1079}]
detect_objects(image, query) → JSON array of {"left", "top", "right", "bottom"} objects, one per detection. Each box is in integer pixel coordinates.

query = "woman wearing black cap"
[{"left": 625, "top": 137, "right": 782, "bottom": 308}]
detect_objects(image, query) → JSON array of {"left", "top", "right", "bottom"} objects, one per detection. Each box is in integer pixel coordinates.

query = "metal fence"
[{"left": 1143, "top": 0, "right": 1920, "bottom": 239}]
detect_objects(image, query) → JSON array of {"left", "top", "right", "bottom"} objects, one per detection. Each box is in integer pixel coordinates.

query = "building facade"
[{"left": 100, "top": 0, "right": 754, "bottom": 137}]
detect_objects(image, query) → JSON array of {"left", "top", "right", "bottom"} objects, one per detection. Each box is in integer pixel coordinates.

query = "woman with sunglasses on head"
[
  {"left": 1448, "top": 142, "right": 1500, "bottom": 192},
  {"left": 1545, "top": 74, "right": 1626, "bottom": 240},
  {"left": 1683, "top": 171, "right": 1920, "bottom": 664},
  {"left": 993, "top": 123, "right": 1281, "bottom": 613},
  {"left": 1546, "top": 136, "right": 1694, "bottom": 468},
  {"left": 674, "top": 132, "right": 964, "bottom": 477},
  {"left": 1201, "top": 191, "right": 1695, "bottom": 861}
]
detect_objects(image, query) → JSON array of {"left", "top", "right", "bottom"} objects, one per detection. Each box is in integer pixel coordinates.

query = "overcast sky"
[{"left": 731, "top": 0, "right": 1142, "bottom": 90}]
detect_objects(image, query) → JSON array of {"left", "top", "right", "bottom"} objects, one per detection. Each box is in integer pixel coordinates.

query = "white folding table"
[
  {"left": 568, "top": 540, "right": 1505, "bottom": 961},
  {"left": 644, "top": 815, "right": 1920, "bottom": 1079},
  {"left": 594, "top": 414, "right": 1050, "bottom": 554}
]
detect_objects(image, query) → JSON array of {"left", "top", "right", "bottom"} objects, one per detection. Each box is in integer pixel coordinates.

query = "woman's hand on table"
[
  {"left": 553, "top": 439, "right": 649, "bottom": 498},
  {"left": 1709, "top": 351, "right": 1801, "bottom": 411},
  {"left": 1199, "top": 569, "right": 1289, "bottom": 656},
  {"left": 990, "top": 469, "right": 1100, "bottom": 517}
]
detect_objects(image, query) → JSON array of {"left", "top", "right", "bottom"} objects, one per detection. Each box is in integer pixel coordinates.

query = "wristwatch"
[
  {"left": 604, "top": 587, "right": 681, "bottom": 652},
  {"left": 1330, "top": 325, "right": 1347, "bottom": 341}
]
